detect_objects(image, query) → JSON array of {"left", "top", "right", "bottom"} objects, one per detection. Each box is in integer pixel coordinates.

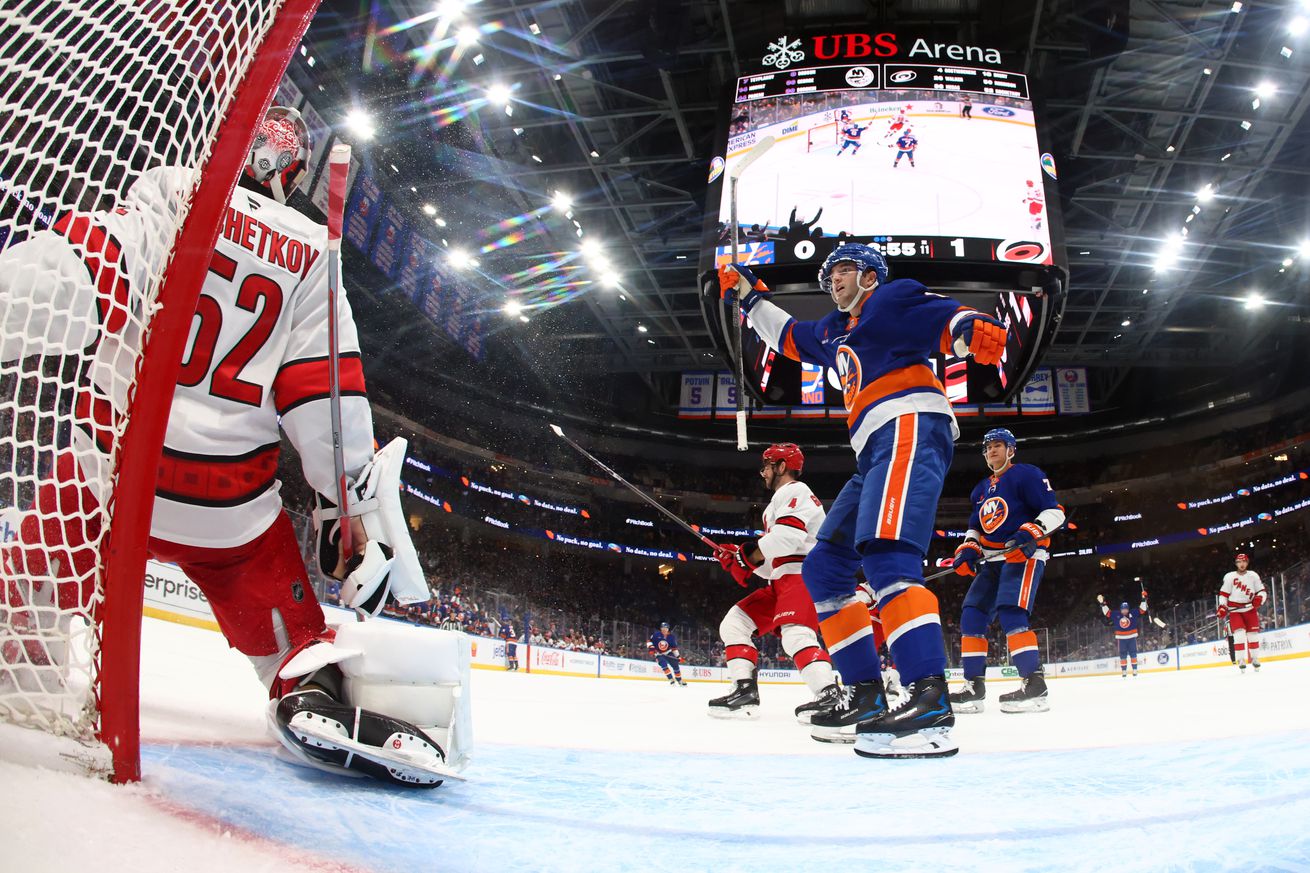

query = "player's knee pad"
[
  {"left": 719, "top": 605, "right": 757, "bottom": 647},
  {"left": 960, "top": 604, "right": 989, "bottom": 636},
  {"left": 1231, "top": 627, "right": 1247, "bottom": 645},
  {"left": 996, "top": 605, "right": 1030, "bottom": 635},
  {"left": 859, "top": 540, "right": 924, "bottom": 593},
  {"left": 274, "top": 619, "right": 472, "bottom": 771},
  {"left": 314, "top": 438, "right": 430, "bottom": 617},
  {"left": 780, "top": 623, "right": 824, "bottom": 660},
  {"left": 802, "top": 539, "right": 861, "bottom": 603}
]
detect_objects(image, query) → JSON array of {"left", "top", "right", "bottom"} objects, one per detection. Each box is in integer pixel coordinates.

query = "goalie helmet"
[
  {"left": 762, "top": 442, "right": 804, "bottom": 473},
  {"left": 818, "top": 243, "right": 888, "bottom": 312},
  {"left": 246, "top": 106, "right": 309, "bottom": 204}
]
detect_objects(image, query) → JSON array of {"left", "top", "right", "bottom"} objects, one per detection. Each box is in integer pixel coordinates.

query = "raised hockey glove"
[
  {"left": 1006, "top": 522, "right": 1046, "bottom": 558},
  {"left": 1215, "top": 604, "right": 1229, "bottom": 619},
  {"left": 1096, "top": 594, "right": 1106, "bottom": 605},
  {"left": 952, "top": 540, "right": 983, "bottom": 577},
  {"left": 717, "top": 263, "right": 769, "bottom": 314},
  {"left": 951, "top": 312, "right": 1008, "bottom": 365},
  {"left": 715, "top": 543, "right": 759, "bottom": 587}
]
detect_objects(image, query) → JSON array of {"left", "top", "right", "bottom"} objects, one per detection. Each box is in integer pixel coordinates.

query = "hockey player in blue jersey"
[
  {"left": 649, "top": 622, "right": 687, "bottom": 686},
  {"left": 500, "top": 621, "right": 519, "bottom": 671},
  {"left": 718, "top": 245, "right": 1008, "bottom": 758},
  {"left": 836, "top": 121, "right": 868, "bottom": 156},
  {"left": 1097, "top": 592, "right": 1150, "bottom": 677},
  {"left": 891, "top": 130, "right": 918, "bottom": 168},
  {"left": 949, "top": 429, "right": 1065, "bottom": 715}
]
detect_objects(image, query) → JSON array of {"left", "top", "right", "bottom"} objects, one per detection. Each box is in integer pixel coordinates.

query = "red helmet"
[
  {"left": 762, "top": 443, "right": 804, "bottom": 473},
  {"left": 1236, "top": 553, "right": 1250, "bottom": 562}
]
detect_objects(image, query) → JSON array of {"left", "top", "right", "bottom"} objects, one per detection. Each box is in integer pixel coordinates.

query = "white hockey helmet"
[{"left": 246, "top": 106, "right": 310, "bottom": 204}]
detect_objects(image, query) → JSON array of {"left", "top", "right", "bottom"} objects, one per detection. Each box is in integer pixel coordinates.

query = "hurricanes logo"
[
  {"left": 979, "top": 496, "right": 1008, "bottom": 533},
  {"left": 835, "top": 345, "right": 862, "bottom": 412}
]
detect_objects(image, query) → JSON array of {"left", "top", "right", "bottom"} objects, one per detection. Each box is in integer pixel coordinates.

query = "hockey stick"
[
  {"left": 924, "top": 518, "right": 1070, "bottom": 583},
  {"left": 727, "top": 135, "right": 776, "bottom": 452},
  {"left": 325, "top": 142, "right": 353, "bottom": 552},
  {"left": 549, "top": 424, "right": 720, "bottom": 552}
]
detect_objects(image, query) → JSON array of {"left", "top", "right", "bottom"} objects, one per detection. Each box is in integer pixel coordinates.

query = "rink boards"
[{"left": 142, "top": 559, "right": 1310, "bottom": 685}]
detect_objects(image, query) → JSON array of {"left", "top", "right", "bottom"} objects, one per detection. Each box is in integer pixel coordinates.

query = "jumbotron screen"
[{"left": 704, "top": 32, "right": 1061, "bottom": 272}]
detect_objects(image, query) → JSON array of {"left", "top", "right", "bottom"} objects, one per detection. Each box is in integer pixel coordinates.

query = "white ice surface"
[{"left": 3, "top": 616, "right": 1309, "bottom": 872}]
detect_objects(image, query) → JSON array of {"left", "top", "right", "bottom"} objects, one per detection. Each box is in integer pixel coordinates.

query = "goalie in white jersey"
[
  {"left": 0, "top": 107, "right": 468, "bottom": 786},
  {"left": 709, "top": 443, "right": 838, "bottom": 722},
  {"left": 1218, "top": 553, "right": 1267, "bottom": 671}
]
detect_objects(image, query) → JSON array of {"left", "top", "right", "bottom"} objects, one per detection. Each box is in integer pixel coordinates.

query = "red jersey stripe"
[{"left": 274, "top": 353, "right": 366, "bottom": 415}]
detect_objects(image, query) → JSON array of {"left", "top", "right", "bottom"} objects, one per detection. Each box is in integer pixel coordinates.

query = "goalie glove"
[
  {"left": 314, "top": 438, "right": 429, "bottom": 617},
  {"left": 951, "top": 312, "right": 1008, "bottom": 365},
  {"left": 716, "top": 262, "right": 770, "bottom": 314}
]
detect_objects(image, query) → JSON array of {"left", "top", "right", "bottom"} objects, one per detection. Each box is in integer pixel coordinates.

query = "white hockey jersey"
[
  {"left": 0, "top": 167, "right": 374, "bottom": 549},
  {"left": 754, "top": 479, "right": 825, "bottom": 581},
  {"left": 1220, "top": 570, "right": 1266, "bottom": 613}
]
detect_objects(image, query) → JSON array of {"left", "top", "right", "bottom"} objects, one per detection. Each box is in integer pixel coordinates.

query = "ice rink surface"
[{"left": 5, "top": 616, "right": 1310, "bottom": 872}]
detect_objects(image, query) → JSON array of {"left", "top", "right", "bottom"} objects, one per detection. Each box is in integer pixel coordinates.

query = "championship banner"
[
  {"left": 397, "top": 234, "right": 437, "bottom": 301},
  {"left": 342, "top": 168, "right": 382, "bottom": 252},
  {"left": 1056, "top": 367, "right": 1090, "bottom": 414},
  {"left": 369, "top": 202, "right": 410, "bottom": 279},
  {"left": 713, "top": 372, "right": 739, "bottom": 419},
  {"left": 1020, "top": 367, "right": 1055, "bottom": 415},
  {"left": 800, "top": 362, "right": 826, "bottom": 405},
  {"left": 678, "top": 372, "right": 714, "bottom": 419}
]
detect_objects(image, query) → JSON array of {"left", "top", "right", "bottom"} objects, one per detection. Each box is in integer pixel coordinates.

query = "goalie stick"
[
  {"left": 325, "top": 142, "right": 353, "bottom": 552},
  {"left": 727, "top": 135, "right": 776, "bottom": 452},
  {"left": 549, "top": 424, "right": 719, "bottom": 552}
]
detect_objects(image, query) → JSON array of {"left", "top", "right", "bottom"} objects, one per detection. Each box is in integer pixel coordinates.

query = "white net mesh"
[{"left": 0, "top": 0, "right": 290, "bottom": 746}]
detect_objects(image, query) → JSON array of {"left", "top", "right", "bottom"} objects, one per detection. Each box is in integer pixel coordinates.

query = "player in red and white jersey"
[
  {"left": 710, "top": 443, "right": 837, "bottom": 723},
  {"left": 882, "top": 105, "right": 911, "bottom": 140},
  {"left": 1023, "top": 180, "right": 1045, "bottom": 231},
  {"left": 1218, "top": 553, "right": 1267, "bottom": 671},
  {"left": 0, "top": 107, "right": 467, "bottom": 786}
]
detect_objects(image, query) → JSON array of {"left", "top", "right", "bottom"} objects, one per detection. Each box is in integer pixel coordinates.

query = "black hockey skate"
[
  {"left": 999, "top": 669, "right": 1050, "bottom": 713},
  {"left": 809, "top": 680, "right": 888, "bottom": 744},
  {"left": 677, "top": 676, "right": 688, "bottom": 686},
  {"left": 949, "top": 676, "right": 986, "bottom": 714},
  {"left": 794, "top": 683, "right": 842, "bottom": 725},
  {"left": 275, "top": 688, "right": 456, "bottom": 788},
  {"left": 854, "top": 675, "right": 957, "bottom": 759},
  {"left": 708, "top": 678, "right": 760, "bottom": 719}
]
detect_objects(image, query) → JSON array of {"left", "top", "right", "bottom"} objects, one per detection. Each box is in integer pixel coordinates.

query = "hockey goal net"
[
  {"left": 806, "top": 121, "right": 837, "bottom": 152},
  {"left": 0, "top": 0, "right": 319, "bottom": 782}
]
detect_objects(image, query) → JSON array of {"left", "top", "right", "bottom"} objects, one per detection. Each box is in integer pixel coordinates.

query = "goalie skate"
[{"left": 277, "top": 690, "right": 466, "bottom": 788}]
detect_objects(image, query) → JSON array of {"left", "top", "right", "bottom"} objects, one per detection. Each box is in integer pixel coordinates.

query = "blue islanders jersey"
[
  {"left": 1106, "top": 608, "right": 1142, "bottom": 639},
  {"left": 895, "top": 133, "right": 918, "bottom": 151},
  {"left": 500, "top": 624, "right": 516, "bottom": 643},
  {"left": 648, "top": 631, "right": 678, "bottom": 654},
  {"left": 842, "top": 123, "right": 865, "bottom": 142},
  {"left": 751, "top": 278, "right": 976, "bottom": 465},
  {"left": 968, "top": 463, "right": 1060, "bottom": 553}
]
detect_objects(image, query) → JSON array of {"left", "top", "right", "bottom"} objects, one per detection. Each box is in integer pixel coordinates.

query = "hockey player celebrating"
[
  {"left": 649, "top": 622, "right": 687, "bottom": 685},
  {"left": 836, "top": 120, "right": 869, "bottom": 157},
  {"left": 882, "top": 105, "right": 912, "bottom": 140},
  {"left": 0, "top": 107, "right": 469, "bottom": 787},
  {"left": 1097, "top": 592, "right": 1150, "bottom": 677},
  {"left": 717, "top": 245, "right": 1008, "bottom": 758},
  {"left": 949, "top": 428, "right": 1064, "bottom": 714},
  {"left": 1219, "top": 553, "right": 1267, "bottom": 671},
  {"left": 709, "top": 443, "right": 838, "bottom": 722},
  {"left": 501, "top": 620, "right": 520, "bottom": 671},
  {"left": 891, "top": 129, "right": 918, "bottom": 169}
]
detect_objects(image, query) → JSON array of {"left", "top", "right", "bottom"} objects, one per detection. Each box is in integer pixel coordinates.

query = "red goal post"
[
  {"left": 0, "top": 0, "right": 321, "bottom": 783},
  {"left": 806, "top": 121, "right": 837, "bottom": 152}
]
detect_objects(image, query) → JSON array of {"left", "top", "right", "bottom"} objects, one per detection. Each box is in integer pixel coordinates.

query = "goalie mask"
[{"left": 246, "top": 106, "right": 309, "bottom": 204}]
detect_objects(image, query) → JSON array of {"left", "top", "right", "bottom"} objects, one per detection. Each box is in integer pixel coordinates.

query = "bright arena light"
[
  {"left": 457, "top": 25, "right": 480, "bottom": 46},
  {"left": 1154, "top": 233, "right": 1185, "bottom": 271},
  {"left": 485, "top": 83, "right": 512, "bottom": 106},
  {"left": 344, "top": 108, "right": 376, "bottom": 140},
  {"left": 1289, "top": 17, "right": 1308, "bottom": 36},
  {"left": 1299, "top": 240, "right": 1310, "bottom": 258},
  {"left": 423, "top": 204, "right": 437, "bottom": 216},
  {"left": 552, "top": 190, "right": 574, "bottom": 212},
  {"left": 435, "top": 0, "right": 467, "bottom": 19},
  {"left": 580, "top": 238, "right": 603, "bottom": 259},
  {"left": 448, "top": 248, "right": 472, "bottom": 270},
  {"left": 1254, "top": 80, "right": 1276, "bottom": 99},
  {"left": 1196, "top": 184, "right": 1215, "bottom": 203},
  {"left": 504, "top": 300, "right": 523, "bottom": 316},
  {"left": 604, "top": 275, "right": 623, "bottom": 288},
  {"left": 1244, "top": 292, "right": 1266, "bottom": 310}
]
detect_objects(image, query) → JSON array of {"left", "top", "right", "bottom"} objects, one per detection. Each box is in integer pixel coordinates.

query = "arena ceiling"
[{"left": 304, "top": 0, "right": 1310, "bottom": 430}]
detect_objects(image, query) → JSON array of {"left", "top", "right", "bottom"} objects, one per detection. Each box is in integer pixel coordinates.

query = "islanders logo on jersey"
[
  {"left": 835, "top": 345, "right": 862, "bottom": 412},
  {"left": 1118, "top": 617, "right": 1132, "bottom": 630},
  {"left": 979, "top": 496, "right": 1009, "bottom": 533}
]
